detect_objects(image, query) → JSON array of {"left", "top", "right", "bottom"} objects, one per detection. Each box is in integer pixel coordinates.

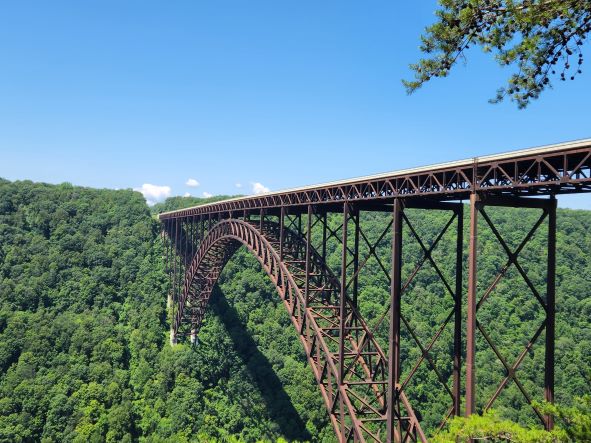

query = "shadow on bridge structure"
[{"left": 159, "top": 138, "right": 591, "bottom": 442}]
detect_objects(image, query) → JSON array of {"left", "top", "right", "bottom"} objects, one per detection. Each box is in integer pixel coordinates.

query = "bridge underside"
[{"left": 160, "top": 140, "right": 591, "bottom": 442}]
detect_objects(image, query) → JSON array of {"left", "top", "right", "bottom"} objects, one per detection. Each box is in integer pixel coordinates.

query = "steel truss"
[
  {"left": 162, "top": 198, "right": 478, "bottom": 442},
  {"left": 158, "top": 136, "right": 589, "bottom": 443},
  {"left": 160, "top": 140, "right": 591, "bottom": 221}
]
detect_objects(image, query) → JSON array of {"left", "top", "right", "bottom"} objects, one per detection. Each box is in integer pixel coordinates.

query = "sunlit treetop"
[{"left": 404, "top": 0, "right": 591, "bottom": 108}]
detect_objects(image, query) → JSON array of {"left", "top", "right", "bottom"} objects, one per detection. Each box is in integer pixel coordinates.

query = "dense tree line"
[{"left": 0, "top": 178, "right": 589, "bottom": 441}]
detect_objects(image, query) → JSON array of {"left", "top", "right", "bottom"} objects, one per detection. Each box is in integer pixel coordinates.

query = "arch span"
[{"left": 170, "top": 218, "right": 425, "bottom": 443}]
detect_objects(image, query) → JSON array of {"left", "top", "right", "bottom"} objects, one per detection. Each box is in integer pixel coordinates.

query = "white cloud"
[
  {"left": 203, "top": 191, "right": 213, "bottom": 198},
  {"left": 252, "top": 182, "right": 270, "bottom": 195},
  {"left": 183, "top": 192, "right": 191, "bottom": 197},
  {"left": 185, "top": 178, "right": 200, "bottom": 187},
  {"left": 134, "top": 183, "right": 171, "bottom": 206},
  {"left": 235, "top": 183, "right": 242, "bottom": 188}
]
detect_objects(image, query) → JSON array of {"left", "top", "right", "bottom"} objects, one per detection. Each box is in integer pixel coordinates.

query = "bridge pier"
[
  {"left": 465, "top": 193, "right": 556, "bottom": 430},
  {"left": 339, "top": 202, "right": 348, "bottom": 441},
  {"left": 391, "top": 199, "right": 464, "bottom": 436},
  {"left": 387, "top": 198, "right": 403, "bottom": 442}
]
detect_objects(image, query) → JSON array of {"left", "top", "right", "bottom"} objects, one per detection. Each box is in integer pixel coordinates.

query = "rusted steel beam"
[
  {"left": 339, "top": 202, "right": 348, "bottom": 439},
  {"left": 453, "top": 204, "right": 463, "bottom": 417},
  {"left": 352, "top": 208, "right": 360, "bottom": 310},
  {"left": 545, "top": 196, "right": 557, "bottom": 430},
  {"left": 387, "top": 198, "right": 403, "bottom": 442},
  {"left": 466, "top": 193, "right": 479, "bottom": 417},
  {"left": 251, "top": 199, "right": 463, "bottom": 216},
  {"left": 479, "top": 195, "right": 552, "bottom": 209},
  {"left": 279, "top": 206, "right": 285, "bottom": 260},
  {"left": 305, "top": 205, "right": 312, "bottom": 308},
  {"left": 321, "top": 212, "right": 327, "bottom": 269}
]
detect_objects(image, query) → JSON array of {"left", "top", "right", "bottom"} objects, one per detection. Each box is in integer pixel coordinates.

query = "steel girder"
[{"left": 159, "top": 141, "right": 591, "bottom": 221}]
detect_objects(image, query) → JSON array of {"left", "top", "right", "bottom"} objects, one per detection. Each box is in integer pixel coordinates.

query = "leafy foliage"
[
  {"left": 432, "top": 410, "right": 560, "bottom": 442},
  {"left": 0, "top": 183, "right": 590, "bottom": 442},
  {"left": 404, "top": 1, "right": 591, "bottom": 108},
  {"left": 433, "top": 397, "right": 591, "bottom": 442},
  {"left": 538, "top": 396, "right": 591, "bottom": 442}
]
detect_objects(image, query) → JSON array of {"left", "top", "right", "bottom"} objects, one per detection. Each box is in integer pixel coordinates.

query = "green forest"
[{"left": 0, "top": 178, "right": 589, "bottom": 442}]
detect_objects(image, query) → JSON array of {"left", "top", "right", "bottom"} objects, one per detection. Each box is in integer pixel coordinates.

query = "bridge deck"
[{"left": 159, "top": 138, "right": 591, "bottom": 220}]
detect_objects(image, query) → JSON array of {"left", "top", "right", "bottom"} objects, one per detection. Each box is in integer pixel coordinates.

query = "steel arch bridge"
[{"left": 160, "top": 138, "right": 591, "bottom": 442}]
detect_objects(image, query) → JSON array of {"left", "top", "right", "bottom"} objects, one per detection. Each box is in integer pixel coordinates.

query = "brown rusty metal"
[
  {"left": 387, "top": 198, "right": 403, "bottom": 442},
  {"left": 466, "top": 193, "right": 478, "bottom": 417},
  {"left": 158, "top": 141, "right": 587, "bottom": 442},
  {"left": 545, "top": 196, "right": 556, "bottom": 430},
  {"left": 339, "top": 202, "right": 349, "bottom": 440},
  {"left": 453, "top": 204, "right": 463, "bottom": 418},
  {"left": 305, "top": 205, "right": 312, "bottom": 308}
]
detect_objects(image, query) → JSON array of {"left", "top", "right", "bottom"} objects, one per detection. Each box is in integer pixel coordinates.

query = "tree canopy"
[
  {"left": 404, "top": 0, "right": 591, "bottom": 108},
  {"left": 0, "top": 180, "right": 590, "bottom": 441}
]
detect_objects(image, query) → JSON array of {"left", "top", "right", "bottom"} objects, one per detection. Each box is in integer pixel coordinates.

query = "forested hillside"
[
  {"left": 0, "top": 180, "right": 326, "bottom": 442},
  {"left": 0, "top": 178, "right": 589, "bottom": 442}
]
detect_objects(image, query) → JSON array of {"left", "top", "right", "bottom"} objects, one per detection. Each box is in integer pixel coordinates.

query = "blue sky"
[{"left": 1, "top": 2, "right": 590, "bottom": 207}]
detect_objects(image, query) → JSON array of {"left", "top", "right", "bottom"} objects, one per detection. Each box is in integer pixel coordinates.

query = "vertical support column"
[
  {"left": 164, "top": 220, "right": 174, "bottom": 344},
  {"left": 200, "top": 215, "right": 205, "bottom": 240},
  {"left": 178, "top": 218, "right": 183, "bottom": 310},
  {"left": 279, "top": 206, "right": 285, "bottom": 260},
  {"left": 353, "top": 208, "right": 360, "bottom": 310},
  {"left": 194, "top": 215, "right": 198, "bottom": 253},
  {"left": 466, "top": 193, "right": 479, "bottom": 416},
  {"left": 190, "top": 216, "right": 197, "bottom": 347},
  {"left": 189, "top": 216, "right": 195, "bottom": 343},
  {"left": 184, "top": 217, "right": 188, "bottom": 266},
  {"left": 259, "top": 208, "right": 264, "bottom": 232},
  {"left": 174, "top": 218, "right": 178, "bottom": 303},
  {"left": 339, "top": 202, "right": 349, "bottom": 439},
  {"left": 164, "top": 222, "right": 171, "bottom": 310},
  {"left": 322, "top": 212, "right": 328, "bottom": 300},
  {"left": 305, "top": 204, "right": 312, "bottom": 308},
  {"left": 388, "top": 198, "right": 403, "bottom": 442},
  {"left": 190, "top": 215, "right": 195, "bottom": 260},
  {"left": 544, "top": 196, "right": 557, "bottom": 430},
  {"left": 453, "top": 204, "right": 464, "bottom": 416},
  {"left": 171, "top": 217, "right": 179, "bottom": 346},
  {"left": 322, "top": 212, "right": 328, "bottom": 263}
]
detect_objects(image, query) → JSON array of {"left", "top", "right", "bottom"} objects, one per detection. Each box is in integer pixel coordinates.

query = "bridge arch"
[{"left": 169, "top": 218, "right": 424, "bottom": 443}]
